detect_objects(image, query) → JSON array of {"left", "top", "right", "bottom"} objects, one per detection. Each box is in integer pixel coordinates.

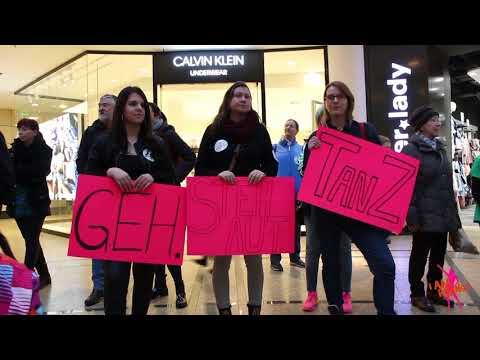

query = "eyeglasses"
[{"left": 325, "top": 94, "right": 347, "bottom": 102}]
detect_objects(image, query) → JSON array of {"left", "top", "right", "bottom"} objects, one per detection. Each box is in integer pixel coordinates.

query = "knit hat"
[{"left": 408, "top": 105, "right": 439, "bottom": 131}]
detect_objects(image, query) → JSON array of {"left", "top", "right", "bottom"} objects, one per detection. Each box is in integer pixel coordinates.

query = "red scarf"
[{"left": 221, "top": 112, "right": 259, "bottom": 144}]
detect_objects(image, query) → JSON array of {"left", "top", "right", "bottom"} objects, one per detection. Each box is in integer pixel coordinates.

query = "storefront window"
[
  {"left": 264, "top": 49, "right": 326, "bottom": 145},
  {"left": 158, "top": 82, "right": 262, "bottom": 151},
  {"left": 14, "top": 53, "right": 153, "bottom": 212}
]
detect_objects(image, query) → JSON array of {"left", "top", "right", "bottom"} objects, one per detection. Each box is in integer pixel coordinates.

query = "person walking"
[
  {"left": 8, "top": 119, "right": 53, "bottom": 290},
  {"left": 195, "top": 81, "right": 278, "bottom": 315}
]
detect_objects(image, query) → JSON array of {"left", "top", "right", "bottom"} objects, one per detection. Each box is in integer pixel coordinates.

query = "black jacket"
[
  {"left": 9, "top": 136, "right": 52, "bottom": 217},
  {"left": 153, "top": 122, "right": 196, "bottom": 184},
  {"left": 0, "top": 132, "right": 15, "bottom": 206},
  {"left": 195, "top": 122, "right": 278, "bottom": 177},
  {"left": 85, "top": 133, "right": 176, "bottom": 185},
  {"left": 401, "top": 134, "right": 460, "bottom": 233},
  {"left": 76, "top": 119, "right": 108, "bottom": 174},
  {"left": 302, "top": 120, "right": 381, "bottom": 218}
]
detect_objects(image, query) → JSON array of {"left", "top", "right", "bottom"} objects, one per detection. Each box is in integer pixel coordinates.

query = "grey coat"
[{"left": 401, "top": 134, "right": 460, "bottom": 233}]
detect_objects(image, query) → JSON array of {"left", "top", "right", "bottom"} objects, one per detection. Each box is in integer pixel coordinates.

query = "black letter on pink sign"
[
  {"left": 189, "top": 179, "right": 220, "bottom": 235},
  {"left": 326, "top": 165, "right": 356, "bottom": 207},
  {"left": 347, "top": 171, "right": 378, "bottom": 213},
  {"left": 144, "top": 193, "right": 180, "bottom": 258},
  {"left": 314, "top": 132, "right": 361, "bottom": 200},
  {"left": 366, "top": 155, "right": 417, "bottom": 224},
  {"left": 113, "top": 192, "right": 150, "bottom": 252},
  {"left": 74, "top": 189, "right": 113, "bottom": 251}
]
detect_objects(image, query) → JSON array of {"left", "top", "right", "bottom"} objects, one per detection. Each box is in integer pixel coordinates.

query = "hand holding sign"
[
  {"left": 107, "top": 167, "right": 134, "bottom": 192},
  {"left": 135, "top": 174, "right": 154, "bottom": 191}
]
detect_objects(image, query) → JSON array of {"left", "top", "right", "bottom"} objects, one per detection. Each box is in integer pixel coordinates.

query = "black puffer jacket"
[
  {"left": 9, "top": 136, "right": 53, "bottom": 217},
  {"left": 401, "top": 134, "right": 460, "bottom": 233},
  {"left": 195, "top": 122, "right": 277, "bottom": 177}
]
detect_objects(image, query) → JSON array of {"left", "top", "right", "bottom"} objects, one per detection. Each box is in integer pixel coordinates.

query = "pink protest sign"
[
  {"left": 186, "top": 177, "right": 295, "bottom": 256},
  {"left": 298, "top": 127, "right": 419, "bottom": 234},
  {"left": 68, "top": 175, "right": 186, "bottom": 265}
]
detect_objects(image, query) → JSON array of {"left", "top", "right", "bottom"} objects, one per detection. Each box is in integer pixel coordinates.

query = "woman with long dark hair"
[
  {"left": 303, "top": 81, "right": 396, "bottom": 315},
  {"left": 86, "top": 86, "right": 176, "bottom": 315},
  {"left": 8, "top": 119, "right": 52, "bottom": 289},
  {"left": 195, "top": 81, "right": 278, "bottom": 315}
]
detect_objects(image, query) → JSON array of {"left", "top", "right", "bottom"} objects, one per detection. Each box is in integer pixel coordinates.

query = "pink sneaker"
[
  {"left": 342, "top": 292, "right": 353, "bottom": 313},
  {"left": 303, "top": 291, "right": 318, "bottom": 312}
]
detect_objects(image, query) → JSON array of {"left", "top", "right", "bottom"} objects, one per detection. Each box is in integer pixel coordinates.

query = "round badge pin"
[
  {"left": 214, "top": 139, "right": 228, "bottom": 152},
  {"left": 143, "top": 149, "right": 154, "bottom": 162}
]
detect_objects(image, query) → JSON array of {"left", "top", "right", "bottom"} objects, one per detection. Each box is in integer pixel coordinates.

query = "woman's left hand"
[
  {"left": 248, "top": 169, "right": 266, "bottom": 185},
  {"left": 135, "top": 174, "right": 154, "bottom": 191}
]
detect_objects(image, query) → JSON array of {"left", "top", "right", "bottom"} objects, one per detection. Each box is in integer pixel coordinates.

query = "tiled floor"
[{"left": 1, "top": 208, "right": 480, "bottom": 316}]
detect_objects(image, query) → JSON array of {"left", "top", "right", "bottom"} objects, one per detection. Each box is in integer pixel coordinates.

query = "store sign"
[
  {"left": 68, "top": 175, "right": 187, "bottom": 265},
  {"left": 298, "top": 127, "right": 419, "bottom": 234},
  {"left": 186, "top": 177, "right": 295, "bottom": 255},
  {"left": 154, "top": 51, "right": 263, "bottom": 84},
  {"left": 364, "top": 46, "right": 429, "bottom": 152}
]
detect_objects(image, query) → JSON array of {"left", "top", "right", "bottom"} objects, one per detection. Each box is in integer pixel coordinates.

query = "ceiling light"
[
  {"left": 32, "top": 103, "right": 39, "bottom": 107},
  {"left": 111, "top": 79, "right": 119, "bottom": 83},
  {"left": 429, "top": 87, "right": 440, "bottom": 92},
  {"left": 433, "top": 77, "right": 444, "bottom": 83},
  {"left": 29, "top": 117, "right": 39, "bottom": 120},
  {"left": 59, "top": 104, "right": 67, "bottom": 109},
  {"left": 288, "top": 61, "right": 296, "bottom": 66}
]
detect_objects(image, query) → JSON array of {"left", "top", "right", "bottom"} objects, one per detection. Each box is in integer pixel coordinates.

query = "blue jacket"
[{"left": 273, "top": 138, "right": 303, "bottom": 194}]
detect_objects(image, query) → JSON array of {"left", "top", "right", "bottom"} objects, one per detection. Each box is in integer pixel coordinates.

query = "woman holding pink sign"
[
  {"left": 302, "top": 81, "right": 396, "bottom": 315},
  {"left": 195, "top": 81, "right": 278, "bottom": 315},
  {"left": 86, "top": 86, "right": 176, "bottom": 315}
]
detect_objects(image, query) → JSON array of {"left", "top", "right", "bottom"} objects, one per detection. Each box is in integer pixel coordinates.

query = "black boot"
[
  {"left": 411, "top": 296, "right": 436, "bottom": 313},
  {"left": 218, "top": 306, "right": 232, "bottom": 315},
  {"left": 247, "top": 304, "right": 261, "bottom": 316},
  {"left": 427, "top": 291, "right": 455, "bottom": 308}
]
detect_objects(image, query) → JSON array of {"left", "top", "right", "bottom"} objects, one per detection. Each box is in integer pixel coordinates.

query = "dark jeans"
[
  {"left": 409, "top": 231, "right": 448, "bottom": 298},
  {"left": 305, "top": 214, "right": 352, "bottom": 293},
  {"left": 154, "top": 265, "right": 185, "bottom": 295},
  {"left": 270, "top": 221, "right": 301, "bottom": 264},
  {"left": 15, "top": 216, "right": 50, "bottom": 278},
  {"left": 103, "top": 261, "right": 155, "bottom": 315},
  {"left": 311, "top": 207, "right": 396, "bottom": 315}
]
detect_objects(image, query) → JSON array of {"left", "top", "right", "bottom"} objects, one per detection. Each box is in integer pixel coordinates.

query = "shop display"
[{"left": 39, "top": 113, "right": 79, "bottom": 201}]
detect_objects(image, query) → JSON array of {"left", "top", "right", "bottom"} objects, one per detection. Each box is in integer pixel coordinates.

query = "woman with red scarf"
[{"left": 195, "top": 82, "right": 278, "bottom": 315}]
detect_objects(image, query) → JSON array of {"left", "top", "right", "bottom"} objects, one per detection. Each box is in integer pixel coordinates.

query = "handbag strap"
[{"left": 228, "top": 144, "right": 241, "bottom": 172}]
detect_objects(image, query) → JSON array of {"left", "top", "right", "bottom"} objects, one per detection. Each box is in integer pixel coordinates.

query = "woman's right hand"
[
  {"left": 107, "top": 167, "right": 134, "bottom": 192},
  {"left": 308, "top": 136, "right": 321, "bottom": 150},
  {"left": 218, "top": 170, "right": 236, "bottom": 185}
]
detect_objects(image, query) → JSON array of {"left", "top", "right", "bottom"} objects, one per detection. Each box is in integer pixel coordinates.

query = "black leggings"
[
  {"left": 154, "top": 265, "right": 185, "bottom": 295},
  {"left": 103, "top": 260, "right": 155, "bottom": 315},
  {"left": 15, "top": 216, "right": 49, "bottom": 278}
]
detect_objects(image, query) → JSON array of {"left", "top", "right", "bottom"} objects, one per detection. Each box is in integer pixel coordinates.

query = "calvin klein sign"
[{"left": 154, "top": 51, "right": 263, "bottom": 84}]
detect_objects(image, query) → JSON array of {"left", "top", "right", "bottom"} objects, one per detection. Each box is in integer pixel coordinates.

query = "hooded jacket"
[
  {"left": 273, "top": 137, "right": 303, "bottom": 194},
  {"left": 401, "top": 134, "right": 460, "bottom": 233}
]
